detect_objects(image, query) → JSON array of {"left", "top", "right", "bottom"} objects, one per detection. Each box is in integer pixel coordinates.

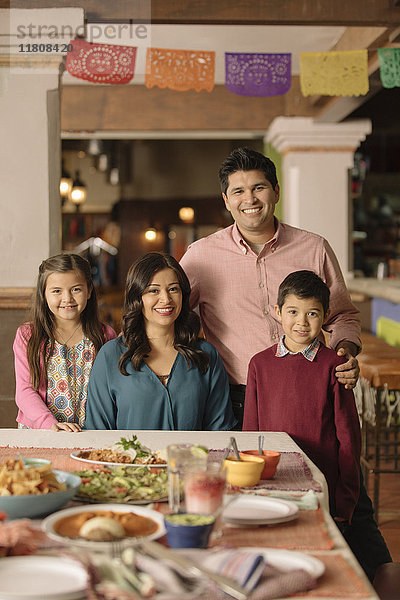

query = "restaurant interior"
[{"left": 0, "top": 1, "right": 399, "bottom": 593}]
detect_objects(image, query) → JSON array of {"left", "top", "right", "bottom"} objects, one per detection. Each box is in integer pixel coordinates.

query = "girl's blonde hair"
[{"left": 26, "top": 253, "right": 106, "bottom": 390}]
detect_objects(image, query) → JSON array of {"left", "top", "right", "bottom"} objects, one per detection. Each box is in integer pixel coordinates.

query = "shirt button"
[
  {"left": 271, "top": 247, "right": 276, "bottom": 253},
  {"left": 264, "top": 310, "right": 268, "bottom": 315},
  {"left": 242, "top": 247, "right": 247, "bottom": 254},
  {"left": 257, "top": 258, "right": 263, "bottom": 263},
  {"left": 259, "top": 282, "right": 264, "bottom": 288}
]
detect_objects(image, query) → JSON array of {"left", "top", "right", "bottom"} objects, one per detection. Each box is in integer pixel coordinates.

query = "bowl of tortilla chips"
[{"left": 0, "top": 459, "right": 81, "bottom": 520}]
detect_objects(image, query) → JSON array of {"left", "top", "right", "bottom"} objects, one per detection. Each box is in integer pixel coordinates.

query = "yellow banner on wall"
[{"left": 300, "top": 49, "right": 369, "bottom": 97}]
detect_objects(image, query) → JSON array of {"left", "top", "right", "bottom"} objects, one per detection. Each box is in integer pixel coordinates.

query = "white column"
[
  {"left": 266, "top": 117, "right": 371, "bottom": 278},
  {"left": 0, "top": 8, "right": 83, "bottom": 287}
]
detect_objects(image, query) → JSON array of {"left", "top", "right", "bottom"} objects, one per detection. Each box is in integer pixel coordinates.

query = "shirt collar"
[
  {"left": 232, "top": 218, "right": 280, "bottom": 254},
  {"left": 276, "top": 336, "right": 320, "bottom": 361}
]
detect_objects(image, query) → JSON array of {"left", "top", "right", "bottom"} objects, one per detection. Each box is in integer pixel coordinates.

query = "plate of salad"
[
  {"left": 73, "top": 465, "right": 169, "bottom": 504},
  {"left": 70, "top": 435, "right": 167, "bottom": 468}
]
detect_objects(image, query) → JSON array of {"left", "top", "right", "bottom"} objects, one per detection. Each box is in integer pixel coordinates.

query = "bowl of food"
[
  {"left": 164, "top": 513, "right": 215, "bottom": 549},
  {"left": 0, "top": 459, "right": 81, "bottom": 520},
  {"left": 223, "top": 453, "right": 264, "bottom": 487},
  {"left": 240, "top": 450, "right": 281, "bottom": 479},
  {"left": 42, "top": 504, "right": 165, "bottom": 552}
]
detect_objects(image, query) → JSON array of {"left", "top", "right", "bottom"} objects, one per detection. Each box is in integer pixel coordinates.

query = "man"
[
  {"left": 181, "top": 147, "right": 360, "bottom": 428},
  {"left": 180, "top": 147, "right": 392, "bottom": 582}
]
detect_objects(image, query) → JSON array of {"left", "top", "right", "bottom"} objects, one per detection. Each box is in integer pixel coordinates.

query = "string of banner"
[{"left": 65, "top": 40, "right": 400, "bottom": 95}]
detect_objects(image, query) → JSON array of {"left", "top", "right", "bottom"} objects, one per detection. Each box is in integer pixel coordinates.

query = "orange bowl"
[{"left": 241, "top": 450, "right": 280, "bottom": 479}]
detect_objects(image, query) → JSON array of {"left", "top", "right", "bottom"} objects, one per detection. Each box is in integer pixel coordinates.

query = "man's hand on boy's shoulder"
[{"left": 335, "top": 341, "right": 360, "bottom": 390}]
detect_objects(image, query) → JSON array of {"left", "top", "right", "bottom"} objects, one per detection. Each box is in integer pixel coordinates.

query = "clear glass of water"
[{"left": 167, "top": 444, "right": 208, "bottom": 513}]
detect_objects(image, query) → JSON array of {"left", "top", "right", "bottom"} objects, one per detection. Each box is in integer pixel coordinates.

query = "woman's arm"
[
  {"left": 84, "top": 345, "right": 117, "bottom": 430},
  {"left": 202, "top": 344, "right": 237, "bottom": 431},
  {"left": 13, "top": 326, "right": 58, "bottom": 429}
]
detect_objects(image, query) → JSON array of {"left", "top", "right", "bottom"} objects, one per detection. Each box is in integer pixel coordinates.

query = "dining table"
[{"left": 0, "top": 428, "right": 379, "bottom": 600}]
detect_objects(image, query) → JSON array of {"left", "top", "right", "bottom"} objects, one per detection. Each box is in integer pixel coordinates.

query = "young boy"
[{"left": 243, "top": 270, "right": 361, "bottom": 525}]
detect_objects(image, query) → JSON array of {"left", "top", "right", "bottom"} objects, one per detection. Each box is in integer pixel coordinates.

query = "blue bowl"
[
  {"left": 22, "top": 458, "right": 51, "bottom": 468},
  {"left": 164, "top": 514, "right": 215, "bottom": 549},
  {"left": 0, "top": 470, "right": 81, "bottom": 520}
]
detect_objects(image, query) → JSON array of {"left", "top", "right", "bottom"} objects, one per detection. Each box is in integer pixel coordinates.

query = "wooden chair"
[{"left": 357, "top": 334, "right": 400, "bottom": 520}]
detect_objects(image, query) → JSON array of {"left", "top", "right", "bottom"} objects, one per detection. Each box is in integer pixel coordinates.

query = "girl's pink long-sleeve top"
[{"left": 13, "top": 323, "right": 116, "bottom": 429}]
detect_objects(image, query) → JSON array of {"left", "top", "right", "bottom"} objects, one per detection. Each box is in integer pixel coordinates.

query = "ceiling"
[{"left": 8, "top": 1, "right": 397, "bottom": 133}]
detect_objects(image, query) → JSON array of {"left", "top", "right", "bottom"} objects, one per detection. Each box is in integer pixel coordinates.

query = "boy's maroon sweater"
[{"left": 243, "top": 343, "right": 361, "bottom": 521}]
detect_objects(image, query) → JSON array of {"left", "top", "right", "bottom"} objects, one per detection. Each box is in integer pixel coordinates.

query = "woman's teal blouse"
[{"left": 84, "top": 337, "right": 236, "bottom": 431}]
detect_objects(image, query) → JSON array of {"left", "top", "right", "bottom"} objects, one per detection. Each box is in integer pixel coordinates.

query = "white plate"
[
  {"left": 0, "top": 556, "right": 87, "bottom": 600},
  {"left": 70, "top": 450, "right": 167, "bottom": 468},
  {"left": 242, "top": 547, "right": 325, "bottom": 578},
  {"left": 222, "top": 495, "right": 299, "bottom": 525},
  {"left": 42, "top": 503, "right": 165, "bottom": 552}
]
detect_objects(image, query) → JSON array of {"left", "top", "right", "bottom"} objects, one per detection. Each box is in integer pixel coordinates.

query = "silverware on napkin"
[{"left": 139, "top": 540, "right": 249, "bottom": 600}]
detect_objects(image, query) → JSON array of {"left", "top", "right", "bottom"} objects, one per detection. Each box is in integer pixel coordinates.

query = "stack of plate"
[{"left": 222, "top": 495, "right": 299, "bottom": 526}]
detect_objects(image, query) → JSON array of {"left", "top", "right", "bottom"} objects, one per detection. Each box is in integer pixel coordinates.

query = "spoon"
[
  {"left": 219, "top": 447, "right": 231, "bottom": 471},
  {"left": 258, "top": 435, "right": 264, "bottom": 456},
  {"left": 230, "top": 437, "right": 241, "bottom": 461}
]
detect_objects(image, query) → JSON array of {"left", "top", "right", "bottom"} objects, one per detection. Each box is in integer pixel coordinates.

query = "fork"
[
  {"left": 111, "top": 539, "right": 124, "bottom": 560},
  {"left": 111, "top": 541, "right": 156, "bottom": 597}
]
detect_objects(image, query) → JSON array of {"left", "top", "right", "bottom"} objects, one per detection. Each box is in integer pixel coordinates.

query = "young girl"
[{"left": 13, "top": 254, "right": 116, "bottom": 431}]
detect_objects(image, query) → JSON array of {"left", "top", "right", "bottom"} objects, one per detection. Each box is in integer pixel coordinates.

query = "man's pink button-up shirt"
[{"left": 180, "top": 221, "right": 360, "bottom": 385}]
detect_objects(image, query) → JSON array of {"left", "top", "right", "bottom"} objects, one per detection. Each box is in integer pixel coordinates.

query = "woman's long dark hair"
[
  {"left": 26, "top": 253, "right": 106, "bottom": 390},
  {"left": 119, "top": 252, "right": 210, "bottom": 375}
]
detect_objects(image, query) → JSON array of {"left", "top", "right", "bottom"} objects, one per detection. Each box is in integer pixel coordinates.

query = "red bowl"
[{"left": 241, "top": 450, "right": 280, "bottom": 479}]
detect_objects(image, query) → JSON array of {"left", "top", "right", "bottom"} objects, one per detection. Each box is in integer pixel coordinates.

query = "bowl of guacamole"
[{"left": 164, "top": 513, "right": 215, "bottom": 548}]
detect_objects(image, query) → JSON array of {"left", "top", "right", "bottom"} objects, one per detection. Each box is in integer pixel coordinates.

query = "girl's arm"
[
  {"left": 104, "top": 323, "right": 117, "bottom": 341},
  {"left": 13, "top": 327, "right": 58, "bottom": 429}
]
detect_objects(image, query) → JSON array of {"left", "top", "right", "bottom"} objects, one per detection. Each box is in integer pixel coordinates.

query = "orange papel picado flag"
[{"left": 145, "top": 47, "right": 215, "bottom": 92}]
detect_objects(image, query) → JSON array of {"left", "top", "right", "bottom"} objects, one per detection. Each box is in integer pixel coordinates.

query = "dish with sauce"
[{"left": 42, "top": 504, "right": 165, "bottom": 551}]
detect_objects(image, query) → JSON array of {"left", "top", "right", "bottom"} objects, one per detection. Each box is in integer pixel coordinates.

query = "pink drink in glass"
[{"left": 184, "top": 465, "right": 226, "bottom": 516}]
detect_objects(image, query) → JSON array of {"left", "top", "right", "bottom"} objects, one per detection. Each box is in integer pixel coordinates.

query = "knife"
[{"left": 139, "top": 540, "right": 249, "bottom": 600}]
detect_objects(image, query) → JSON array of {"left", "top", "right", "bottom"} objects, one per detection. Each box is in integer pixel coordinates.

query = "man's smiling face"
[{"left": 222, "top": 169, "right": 279, "bottom": 241}]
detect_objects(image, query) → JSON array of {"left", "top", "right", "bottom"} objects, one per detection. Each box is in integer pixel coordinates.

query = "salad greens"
[
  {"left": 115, "top": 435, "right": 150, "bottom": 459},
  {"left": 74, "top": 466, "right": 168, "bottom": 503}
]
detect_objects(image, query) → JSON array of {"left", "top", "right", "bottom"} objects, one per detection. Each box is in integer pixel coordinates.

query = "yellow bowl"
[{"left": 223, "top": 453, "right": 264, "bottom": 487}]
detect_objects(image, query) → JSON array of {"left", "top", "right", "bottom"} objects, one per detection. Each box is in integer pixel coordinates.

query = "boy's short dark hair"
[
  {"left": 218, "top": 147, "right": 278, "bottom": 195},
  {"left": 277, "top": 270, "right": 330, "bottom": 316}
]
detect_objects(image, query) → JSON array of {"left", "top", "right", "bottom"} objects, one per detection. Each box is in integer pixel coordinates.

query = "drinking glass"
[
  {"left": 184, "top": 461, "right": 226, "bottom": 538},
  {"left": 167, "top": 444, "right": 208, "bottom": 513}
]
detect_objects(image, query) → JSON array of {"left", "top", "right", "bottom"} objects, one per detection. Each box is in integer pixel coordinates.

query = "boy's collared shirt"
[{"left": 276, "top": 336, "right": 320, "bottom": 362}]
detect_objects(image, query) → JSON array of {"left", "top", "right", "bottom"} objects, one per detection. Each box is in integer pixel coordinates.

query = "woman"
[{"left": 84, "top": 252, "right": 236, "bottom": 430}]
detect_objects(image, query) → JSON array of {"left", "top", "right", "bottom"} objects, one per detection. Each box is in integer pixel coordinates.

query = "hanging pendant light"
[
  {"left": 145, "top": 227, "right": 157, "bottom": 241},
  {"left": 59, "top": 160, "right": 73, "bottom": 206},
  {"left": 70, "top": 170, "right": 87, "bottom": 210}
]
